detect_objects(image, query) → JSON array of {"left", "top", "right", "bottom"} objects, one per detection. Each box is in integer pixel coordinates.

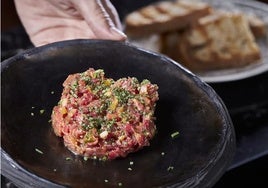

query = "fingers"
[
  {"left": 73, "top": 0, "right": 127, "bottom": 41},
  {"left": 100, "top": 0, "right": 122, "bottom": 30},
  {"left": 15, "top": 0, "right": 127, "bottom": 47}
]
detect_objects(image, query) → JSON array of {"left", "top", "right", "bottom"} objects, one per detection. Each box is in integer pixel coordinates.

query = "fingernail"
[{"left": 110, "top": 27, "right": 127, "bottom": 40}]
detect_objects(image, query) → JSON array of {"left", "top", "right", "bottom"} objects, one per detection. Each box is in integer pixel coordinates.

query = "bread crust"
[
  {"left": 125, "top": 1, "right": 264, "bottom": 72},
  {"left": 124, "top": 0, "right": 211, "bottom": 38},
  {"left": 247, "top": 14, "right": 267, "bottom": 38},
  {"left": 176, "top": 12, "right": 261, "bottom": 71}
]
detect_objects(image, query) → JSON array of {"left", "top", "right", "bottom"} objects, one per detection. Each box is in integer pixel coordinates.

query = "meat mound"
[{"left": 51, "top": 68, "right": 159, "bottom": 160}]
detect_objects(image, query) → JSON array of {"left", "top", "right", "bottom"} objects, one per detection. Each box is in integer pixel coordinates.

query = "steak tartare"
[{"left": 51, "top": 68, "right": 159, "bottom": 160}]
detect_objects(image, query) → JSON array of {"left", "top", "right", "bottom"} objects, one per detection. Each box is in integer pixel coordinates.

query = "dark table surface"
[{"left": 1, "top": 0, "right": 268, "bottom": 187}]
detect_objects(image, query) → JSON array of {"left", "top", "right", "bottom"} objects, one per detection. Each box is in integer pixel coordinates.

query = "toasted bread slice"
[
  {"left": 177, "top": 12, "right": 261, "bottom": 71},
  {"left": 246, "top": 14, "right": 266, "bottom": 38},
  {"left": 124, "top": 0, "right": 211, "bottom": 38}
]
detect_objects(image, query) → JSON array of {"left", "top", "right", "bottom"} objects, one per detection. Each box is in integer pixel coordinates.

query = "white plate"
[
  {"left": 128, "top": 0, "right": 268, "bottom": 83},
  {"left": 199, "top": 0, "right": 268, "bottom": 83}
]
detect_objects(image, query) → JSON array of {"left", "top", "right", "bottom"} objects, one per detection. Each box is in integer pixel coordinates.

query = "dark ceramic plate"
[{"left": 1, "top": 39, "right": 235, "bottom": 188}]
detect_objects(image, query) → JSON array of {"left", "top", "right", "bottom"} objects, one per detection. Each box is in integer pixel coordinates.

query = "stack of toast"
[
  {"left": 125, "top": 0, "right": 212, "bottom": 37},
  {"left": 124, "top": 0, "right": 266, "bottom": 71}
]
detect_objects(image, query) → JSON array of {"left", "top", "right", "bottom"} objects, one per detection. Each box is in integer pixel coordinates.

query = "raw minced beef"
[{"left": 51, "top": 68, "right": 159, "bottom": 160}]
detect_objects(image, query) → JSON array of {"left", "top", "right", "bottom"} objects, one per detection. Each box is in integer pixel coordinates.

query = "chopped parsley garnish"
[
  {"left": 100, "top": 156, "right": 108, "bottom": 161},
  {"left": 82, "top": 117, "right": 104, "bottom": 131},
  {"left": 35, "top": 148, "right": 43, "bottom": 154},
  {"left": 93, "top": 84, "right": 107, "bottom": 95},
  {"left": 81, "top": 73, "right": 92, "bottom": 85},
  {"left": 113, "top": 87, "right": 133, "bottom": 104},
  {"left": 70, "top": 90, "right": 78, "bottom": 98},
  {"left": 92, "top": 69, "right": 104, "bottom": 78},
  {"left": 70, "top": 80, "right": 79, "bottom": 97},
  {"left": 70, "top": 81, "right": 78, "bottom": 90},
  {"left": 171, "top": 131, "right": 179, "bottom": 138},
  {"left": 65, "top": 157, "right": 72, "bottom": 161},
  {"left": 141, "top": 79, "right": 150, "bottom": 85},
  {"left": 40, "top": 109, "right": 45, "bottom": 114},
  {"left": 83, "top": 156, "right": 88, "bottom": 161}
]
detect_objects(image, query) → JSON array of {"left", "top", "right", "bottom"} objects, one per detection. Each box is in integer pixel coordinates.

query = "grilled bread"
[
  {"left": 125, "top": 0, "right": 265, "bottom": 72},
  {"left": 124, "top": 0, "right": 212, "bottom": 38},
  {"left": 176, "top": 12, "right": 261, "bottom": 71},
  {"left": 247, "top": 14, "right": 266, "bottom": 38}
]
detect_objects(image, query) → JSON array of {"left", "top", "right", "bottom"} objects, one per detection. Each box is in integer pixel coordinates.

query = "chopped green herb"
[
  {"left": 70, "top": 80, "right": 79, "bottom": 98},
  {"left": 141, "top": 79, "right": 150, "bottom": 85},
  {"left": 40, "top": 109, "right": 45, "bottom": 114},
  {"left": 100, "top": 156, "right": 108, "bottom": 161},
  {"left": 82, "top": 117, "right": 104, "bottom": 131},
  {"left": 167, "top": 166, "right": 174, "bottom": 171},
  {"left": 83, "top": 156, "right": 88, "bottom": 161},
  {"left": 171, "top": 131, "right": 179, "bottom": 138},
  {"left": 113, "top": 87, "right": 133, "bottom": 104},
  {"left": 48, "top": 119, "right": 52, "bottom": 123},
  {"left": 65, "top": 157, "right": 72, "bottom": 161},
  {"left": 35, "top": 148, "right": 43, "bottom": 154},
  {"left": 70, "top": 89, "right": 78, "bottom": 98},
  {"left": 92, "top": 69, "right": 104, "bottom": 78},
  {"left": 81, "top": 76, "right": 92, "bottom": 85}
]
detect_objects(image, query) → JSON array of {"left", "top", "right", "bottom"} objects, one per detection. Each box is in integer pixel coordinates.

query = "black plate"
[{"left": 1, "top": 39, "right": 235, "bottom": 188}]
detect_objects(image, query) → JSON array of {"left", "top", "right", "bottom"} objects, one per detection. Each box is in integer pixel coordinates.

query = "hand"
[{"left": 14, "top": 0, "right": 127, "bottom": 46}]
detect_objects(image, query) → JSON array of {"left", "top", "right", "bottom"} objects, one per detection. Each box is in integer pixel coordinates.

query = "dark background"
[{"left": 1, "top": 0, "right": 268, "bottom": 187}]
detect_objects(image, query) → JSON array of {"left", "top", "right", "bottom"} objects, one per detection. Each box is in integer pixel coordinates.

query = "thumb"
[{"left": 74, "top": 0, "right": 126, "bottom": 41}]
